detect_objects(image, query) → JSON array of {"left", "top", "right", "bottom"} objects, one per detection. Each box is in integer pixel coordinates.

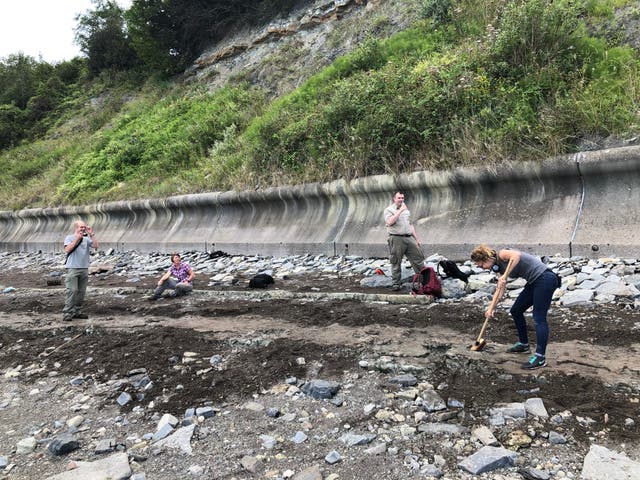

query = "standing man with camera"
[
  {"left": 384, "top": 191, "right": 425, "bottom": 291},
  {"left": 62, "top": 220, "right": 98, "bottom": 321}
]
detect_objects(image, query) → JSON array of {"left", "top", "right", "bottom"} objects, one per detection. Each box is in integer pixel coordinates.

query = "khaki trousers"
[
  {"left": 63, "top": 268, "right": 88, "bottom": 319},
  {"left": 388, "top": 236, "right": 425, "bottom": 286}
]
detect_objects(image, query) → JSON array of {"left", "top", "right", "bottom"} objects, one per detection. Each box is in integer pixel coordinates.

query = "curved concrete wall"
[{"left": 1, "top": 147, "right": 638, "bottom": 260}]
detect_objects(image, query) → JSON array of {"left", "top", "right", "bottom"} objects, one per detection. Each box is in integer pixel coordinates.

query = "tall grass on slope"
[
  {"left": 0, "top": 135, "right": 93, "bottom": 210},
  {"left": 58, "top": 85, "right": 265, "bottom": 204},
  {"left": 207, "top": 0, "right": 640, "bottom": 189}
]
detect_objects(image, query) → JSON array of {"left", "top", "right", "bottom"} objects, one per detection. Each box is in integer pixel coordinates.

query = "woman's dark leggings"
[{"left": 509, "top": 270, "right": 559, "bottom": 356}]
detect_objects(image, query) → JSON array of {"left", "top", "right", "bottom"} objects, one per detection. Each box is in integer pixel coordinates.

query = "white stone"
[
  {"left": 560, "top": 289, "right": 594, "bottom": 306},
  {"left": 581, "top": 444, "right": 640, "bottom": 480},
  {"left": 44, "top": 453, "right": 131, "bottom": 480},
  {"left": 525, "top": 398, "right": 549, "bottom": 418},
  {"left": 596, "top": 281, "right": 640, "bottom": 297},
  {"left": 157, "top": 413, "right": 179, "bottom": 430},
  {"left": 472, "top": 426, "right": 500, "bottom": 446}
]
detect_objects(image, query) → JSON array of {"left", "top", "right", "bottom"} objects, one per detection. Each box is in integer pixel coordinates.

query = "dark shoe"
[
  {"left": 522, "top": 355, "right": 546, "bottom": 370},
  {"left": 147, "top": 295, "right": 160, "bottom": 301},
  {"left": 391, "top": 285, "right": 402, "bottom": 291},
  {"left": 62, "top": 315, "right": 73, "bottom": 322},
  {"left": 73, "top": 313, "right": 89, "bottom": 319},
  {"left": 506, "top": 342, "right": 530, "bottom": 354}
]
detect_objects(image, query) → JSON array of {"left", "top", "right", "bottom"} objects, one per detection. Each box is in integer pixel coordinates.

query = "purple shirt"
[{"left": 170, "top": 262, "right": 192, "bottom": 284}]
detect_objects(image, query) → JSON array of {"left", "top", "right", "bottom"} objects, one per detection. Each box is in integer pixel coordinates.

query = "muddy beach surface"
[{"left": 0, "top": 267, "right": 639, "bottom": 479}]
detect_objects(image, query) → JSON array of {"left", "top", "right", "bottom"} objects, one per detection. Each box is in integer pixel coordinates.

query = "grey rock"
[
  {"left": 44, "top": 452, "right": 131, "bottom": 480},
  {"left": 266, "top": 407, "right": 280, "bottom": 418},
  {"left": 364, "top": 443, "right": 387, "bottom": 455},
  {"left": 195, "top": 406, "right": 215, "bottom": 418},
  {"left": 518, "top": 467, "right": 551, "bottom": 480},
  {"left": 152, "top": 423, "right": 174, "bottom": 442},
  {"left": 422, "top": 390, "right": 446, "bottom": 412},
  {"left": 188, "top": 465, "right": 205, "bottom": 476},
  {"left": 417, "top": 423, "right": 469, "bottom": 435},
  {"left": 302, "top": 379, "right": 340, "bottom": 399},
  {"left": 457, "top": 446, "right": 518, "bottom": 475},
  {"left": 472, "top": 426, "right": 500, "bottom": 446},
  {"left": 16, "top": 437, "right": 37, "bottom": 454},
  {"left": 524, "top": 398, "right": 548, "bottom": 418},
  {"left": 325, "top": 450, "right": 341, "bottom": 464},
  {"left": 292, "top": 431, "right": 308, "bottom": 444},
  {"left": 596, "top": 281, "right": 640, "bottom": 297},
  {"left": 420, "top": 464, "right": 443, "bottom": 478},
  {"left": 339, "top": 432, "right": 376, "bottom": 446},
  {"left": 95, "top": 438, "right": 116, "bottom": 454},
  {"left": 154, "top": 424, "right": 195, "bottom": 455},
  {"left": 548, "top": 431, "right": 567, "bottom": 444},
  {"left": 441, "top": 278, "right": 467, "bottom": 298},
  {"left": 389, "top": 373, "right": 418, "bottom": 387},
  {"left": 69, "top": 376, "right": 84, "bottom": 386},
  {"left": 260, "top": 434, "right": 277, "bottom": 449},
  {"left": 240, "top": 455, "right": 261, "bottom": 473},
  {"left": 560, "top": 289, "right": 594, "bottom": 306},
  {"left": 581, "top": 444, "right": 640, "bottom": 480},
  {"left": 116, "top": 392, "right": 132, "bottom": 406},
  {"left": 0, "top": 456, "right": 8, "bottom": 469},
  {"left": 158, "top": 413, "right": 179, "bottom": 430},
  {"left": 360, "top": 275, "right": 393, "bottom": 288},
  {"left": 490, "top": 402, "right": 526, "bottom": 419},
  {"left": 48, "top": 434, "right": 80, "bottom": 456},
  {"left": 293, "top": 465, "right": 322, "bottom": 480}
]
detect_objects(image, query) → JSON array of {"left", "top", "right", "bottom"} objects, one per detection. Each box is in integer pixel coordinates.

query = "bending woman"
[{"left": 470, "top": 244, "right": 560, "bottom": 370}]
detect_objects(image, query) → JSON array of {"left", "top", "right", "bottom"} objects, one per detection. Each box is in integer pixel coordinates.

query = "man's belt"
[{"left": 389, "top": 234, "right": 412, "bottom": 237}]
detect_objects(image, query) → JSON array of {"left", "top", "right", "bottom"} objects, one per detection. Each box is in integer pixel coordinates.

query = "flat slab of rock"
[
  {"left": 581, "top": 444, "right": 640, "bottom": 480},
  {"left": 153, "top": 424, "right": 195, "bottom": 455},
  {"left": 458, "top": 446, "right": 518, "bottom": 474},
  {"left": 44, "top": 453, "right": 131, "bottom": 480},
  {"left": 418, "top": 423, "right": 469, "bottom": 435},
  {"left": 302, "top": 380, "right": 340, "bottom": 399}
]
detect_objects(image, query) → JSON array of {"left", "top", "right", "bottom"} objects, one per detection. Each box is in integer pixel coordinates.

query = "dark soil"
[{"left": 1, "top": 269, "right": 639, "bottom": 449}]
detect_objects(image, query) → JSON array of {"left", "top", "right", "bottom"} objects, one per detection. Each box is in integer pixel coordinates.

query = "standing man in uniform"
[
  {"left": 63, "top": 220, "right": 98, "bottom": 321},
  {"left": 384, "top": 191, "right": 425, "bottom": 290}
]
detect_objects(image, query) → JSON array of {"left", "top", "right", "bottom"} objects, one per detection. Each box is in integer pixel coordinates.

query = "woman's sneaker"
[
  {"left": 506, "top": 342, "right": 530, "bottom": 353},
  {"left": 522, "top": 355, "right": 546, "bottom": 370}
]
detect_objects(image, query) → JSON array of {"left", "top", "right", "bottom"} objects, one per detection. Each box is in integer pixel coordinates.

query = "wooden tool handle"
[{"left": 474, "top": 257, "right": 516, "bottom": 342}]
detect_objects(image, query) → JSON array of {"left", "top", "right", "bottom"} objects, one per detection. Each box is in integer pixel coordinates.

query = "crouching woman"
[
  {"left": 470, "top": 244, "right": 560, "bottom": 370},
  {"left": 151, "top": 253, "right": 194, "bottom": 300}
]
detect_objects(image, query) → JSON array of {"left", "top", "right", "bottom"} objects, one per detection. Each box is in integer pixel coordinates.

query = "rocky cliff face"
[{"left": 185, "top": 0, "right": 421, "bottom": 96}]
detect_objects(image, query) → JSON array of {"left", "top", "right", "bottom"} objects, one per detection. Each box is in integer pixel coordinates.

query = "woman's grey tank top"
[{"left": 496, "top": 251, "right": 547, "bottom": 284}]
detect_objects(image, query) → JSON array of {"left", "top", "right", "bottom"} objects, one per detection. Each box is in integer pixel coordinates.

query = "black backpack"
[
  {"left": 437, "top": 260, "right": 469, "bottom": 283},
  {"left": 249, "top": 273, "right": 274, "bottom": 289}
]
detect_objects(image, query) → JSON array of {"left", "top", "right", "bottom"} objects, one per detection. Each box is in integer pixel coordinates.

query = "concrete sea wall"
[{"left": 1, "top": 146, "right": 639, "bottom": 260}]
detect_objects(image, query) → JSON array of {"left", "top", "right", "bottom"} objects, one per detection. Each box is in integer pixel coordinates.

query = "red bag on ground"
[{"left": 411, "top": 266, "right": 442, "bottom": 297}]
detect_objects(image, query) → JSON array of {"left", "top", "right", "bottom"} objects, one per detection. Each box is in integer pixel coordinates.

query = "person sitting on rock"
[
  {"left": 470, "top": 244, "right": 560, "bottom": 370},
  {"left": 150, "top": 253, "right": 194, "bottom": 300}
]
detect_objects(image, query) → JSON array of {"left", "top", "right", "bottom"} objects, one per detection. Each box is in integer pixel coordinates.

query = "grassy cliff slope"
[{"left": 0, "top": 0, "right": 639, "bottom": 209}]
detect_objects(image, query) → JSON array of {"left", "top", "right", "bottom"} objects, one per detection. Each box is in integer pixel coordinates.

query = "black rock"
[{"left": 48, "top": 434, "right": 79, "bottom": 456}]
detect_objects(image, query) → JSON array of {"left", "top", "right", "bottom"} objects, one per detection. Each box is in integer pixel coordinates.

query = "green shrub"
[
  {"left": 421, "top": 0, "right": 453, "bottom": 25},
  {"left": 59, "top": 84, "right": 265, "bottom": 202}
]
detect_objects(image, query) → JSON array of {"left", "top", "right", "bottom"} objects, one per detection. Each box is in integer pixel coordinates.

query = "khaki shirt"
[{"left": 384, "top": 204, "right": 413, "bottom": 235}]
